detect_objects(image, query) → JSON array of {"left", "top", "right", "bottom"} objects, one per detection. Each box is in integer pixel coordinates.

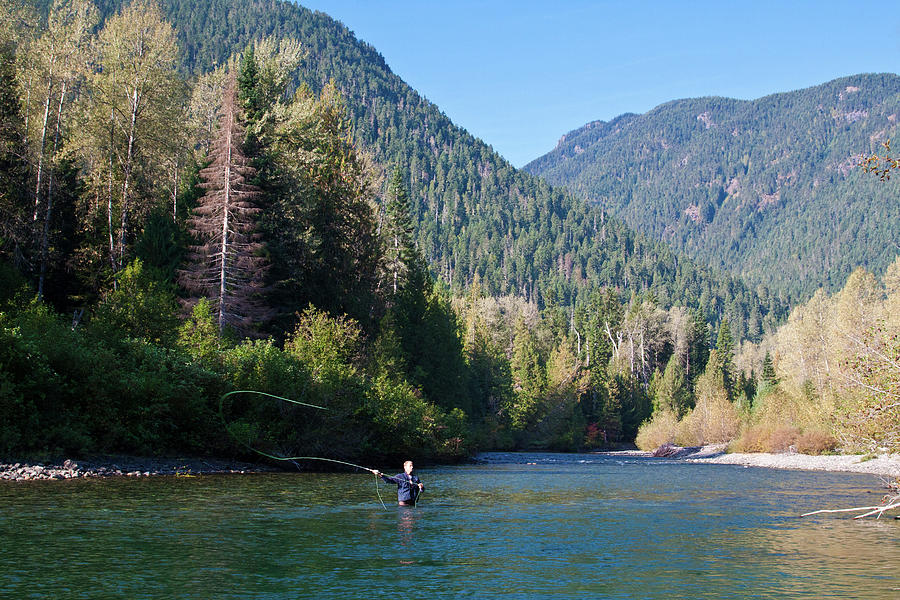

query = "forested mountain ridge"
[
  {"left": 69, "top": 0, "right": 785, "bottom": 340},
  {"left": 525, "top": 73, "right": 900, "bottom": 303}
]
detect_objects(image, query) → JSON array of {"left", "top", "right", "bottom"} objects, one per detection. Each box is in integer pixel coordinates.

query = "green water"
[{"left": 1, "top": 452, "right": 898, "bottom": 599}]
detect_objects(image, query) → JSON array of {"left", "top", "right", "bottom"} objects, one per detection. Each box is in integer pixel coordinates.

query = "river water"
[{"left": 1, "top": 452, "right": 898, "bottom": 599}]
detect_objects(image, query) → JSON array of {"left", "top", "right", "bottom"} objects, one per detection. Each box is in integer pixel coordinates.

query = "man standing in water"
[{"left": 371, "top": 461, "right": 424, "bottom": 506}]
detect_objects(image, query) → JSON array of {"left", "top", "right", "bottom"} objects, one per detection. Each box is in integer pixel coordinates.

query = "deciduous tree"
[{"left": 87, "top": 0, "right": 184, "bottom": 272}]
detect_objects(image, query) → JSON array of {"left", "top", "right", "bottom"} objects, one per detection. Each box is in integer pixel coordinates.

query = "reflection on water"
[{"left": 1, "top": 453, "right": 898, "bottom": 599}]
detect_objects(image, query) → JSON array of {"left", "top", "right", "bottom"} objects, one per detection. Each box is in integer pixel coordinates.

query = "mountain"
[
  {"left": 77, "top": 0, "right": 786, "bottom": 339},
  {"left": 525, "top": 74, "right": 900, "bottom": 303}
]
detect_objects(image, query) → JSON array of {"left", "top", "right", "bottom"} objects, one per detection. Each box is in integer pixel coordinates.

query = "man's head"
[{"left": 403, "top": 460, "right": 414, "bottom": 475}]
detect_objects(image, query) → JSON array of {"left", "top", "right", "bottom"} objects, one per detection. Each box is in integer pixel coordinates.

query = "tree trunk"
[
  {"left": 37, "top": 79, "right": 67, "bottom": 300},
  {"left": 172, "top": 157, "right": 178, "bottom": 221},
  {"left": 107, "top": 106, "right": 116, "bottom": 274},
  {"left": 33, "top": 70, "right": 53, "bottom": 224},
  {"left": 218, "top": 103, "right": 234, "bottom": 334},
  {"left": 118, "top": 85, "right": 139, "bottom": 270}
]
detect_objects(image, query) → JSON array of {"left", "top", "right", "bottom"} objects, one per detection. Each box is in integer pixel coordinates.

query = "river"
[{"left": 1, "top": 452, "right": 897, "bottom": 598}]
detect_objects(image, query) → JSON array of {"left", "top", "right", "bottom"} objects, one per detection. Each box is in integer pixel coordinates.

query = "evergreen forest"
[
  {"left": 526, "top": 74, "right": 900, "bottom": 304},
  {"left": 0, "top": 0, "right": 896, "bottom": 465}
]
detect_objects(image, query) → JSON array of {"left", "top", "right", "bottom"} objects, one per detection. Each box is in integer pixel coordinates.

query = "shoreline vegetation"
[
  {"left": 1, "top": 1, "right": 897, "bottom": 470},
  {"left": 4, "top": 447, "right": 899, "bottom": 482}
]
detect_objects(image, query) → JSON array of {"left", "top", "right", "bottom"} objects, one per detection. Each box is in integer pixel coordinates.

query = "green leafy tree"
[
  {"left": 82, "top": 0, "right": 185, "bottom": 273},
  {"left": 284, "top": 305, "right": 363, "bottom": 406},
  {"left": 93, "top": 258, "right": 179, "bottom": 346},
  {"left": 177, "top": 297, "right": 221, "bottom": 365}
]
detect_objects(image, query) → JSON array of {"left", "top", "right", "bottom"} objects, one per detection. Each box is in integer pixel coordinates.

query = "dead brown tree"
[{"left": 179, "top": 75, "right": 270, "bottom": 336}]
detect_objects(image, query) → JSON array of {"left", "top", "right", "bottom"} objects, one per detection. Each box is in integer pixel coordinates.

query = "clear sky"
[{"left": 297, "top": 1, "right": 900, "bottom": 168}]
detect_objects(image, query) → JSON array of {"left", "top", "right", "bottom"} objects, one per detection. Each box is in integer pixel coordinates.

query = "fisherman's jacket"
[{"left": 380, "top": 472, "right": 423, "bottom": 503}]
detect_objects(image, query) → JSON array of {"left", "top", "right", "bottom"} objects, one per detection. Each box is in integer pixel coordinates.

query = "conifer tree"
[
  {"left": 653, "top": 353, "right": 690, "bottom": 417},
  {"left": 687, "top": 307, "right": 710, "bottom": 385},
  {"left": 761, "top": 351, "right": 778, "bottom": 386},
  {"left": 715, "top": 319, "right": 735, "bottom": 397},
  {"left": 384, "top": 166, "right": 416, "bottom": 295},
  {"left": 509, "top": 316, "right": 547, "bottom": 430},
  {"left": 179, "top": 76, "right": 269, "bottom": 335},
  {"left": 265, "top": 81, "right": 380, "bottom": 325}
]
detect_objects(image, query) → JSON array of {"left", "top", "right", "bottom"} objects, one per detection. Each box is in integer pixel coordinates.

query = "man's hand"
[
  {"left": 371, "top": 469, "right": 381, "bottom": 476},
  {"left": 418, "top": 483, "right": 423, "bottom": 490}
]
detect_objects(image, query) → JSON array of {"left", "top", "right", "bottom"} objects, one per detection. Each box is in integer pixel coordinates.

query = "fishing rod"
[{"left": 219, "top": 390, "right": 388, "bottom": 509}]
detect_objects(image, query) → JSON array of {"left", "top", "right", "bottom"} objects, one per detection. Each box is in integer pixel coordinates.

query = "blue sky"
[{"left": 297, "top": 1, "right": 900, "bottom": 167}]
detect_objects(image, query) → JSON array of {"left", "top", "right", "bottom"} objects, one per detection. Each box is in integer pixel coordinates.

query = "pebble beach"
[
  {"left": 0, "top": 456, "right": 278, "bottom": 481},
  {"left": 645, "top": 444, "right": 900, "bottom": 478}
]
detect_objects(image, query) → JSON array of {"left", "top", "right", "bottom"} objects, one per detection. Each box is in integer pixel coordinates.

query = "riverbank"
[
  {"left": 6, "top": 447, "right": 900, "bottom": 481},
  {"left": 638, "top": 444, "right": 900, "bottom": 477},
  {"left": 0, "top": 456, "right": 280, "bottom": 481}
]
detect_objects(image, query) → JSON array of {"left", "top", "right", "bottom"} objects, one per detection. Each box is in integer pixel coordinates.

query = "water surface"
[{"left": 1, "top": 452, "right": 898, "bottom": 598}]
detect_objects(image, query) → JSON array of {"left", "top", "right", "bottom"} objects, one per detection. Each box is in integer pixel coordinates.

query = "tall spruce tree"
[
  {"left": 715, "top": 319, "right": 735, "bottom": 397},
  {"left": 384, "top": 166, "right": 415, "bottom": 296},
  {"left": 179, "top": 75, "right": 269, "bottom": 335},
  {"left": 687, "top": 307, "right": 710, "bottom": 387}
]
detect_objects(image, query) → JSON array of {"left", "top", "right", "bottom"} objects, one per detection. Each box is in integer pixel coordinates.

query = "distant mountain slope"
[
  {"left": 525, "top": 74, "right": 900, "bottom": 302},
  {"left": 78, "top": 0, "right": 785, "bottom": 339}
]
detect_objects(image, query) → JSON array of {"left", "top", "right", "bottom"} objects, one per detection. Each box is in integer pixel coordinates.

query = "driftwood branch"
[
  {"left": 802, "top": 478, "right": 900, "bottom": 519},
  {"left": 801, "top": 504, "right": 899, "bottom": 518}
]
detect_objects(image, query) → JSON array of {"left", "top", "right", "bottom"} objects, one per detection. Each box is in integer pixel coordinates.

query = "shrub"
[
  {"left": 635, "top": 410, "right": 680, "bottom": 451},
  {"left": 731, "top": 425, "right": 770, "bottom": 453},
  {"left": 769, "top": 425, "right": 800, "bottom": 453},
  {"left": 795, "top": 429, "right": 838, "bottom": 455},
  {"left": 732, "top": 424, "right": 837, "bottom": 455}
]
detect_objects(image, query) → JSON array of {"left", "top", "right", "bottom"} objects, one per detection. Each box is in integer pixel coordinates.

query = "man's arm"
[{"left": 371, "top": 469, "right": 401, "bottom": 485}]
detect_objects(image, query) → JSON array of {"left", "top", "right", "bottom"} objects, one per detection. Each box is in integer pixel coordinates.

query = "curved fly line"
[{"left": 219, "top": 390, "right": 387, "bottom": 509}]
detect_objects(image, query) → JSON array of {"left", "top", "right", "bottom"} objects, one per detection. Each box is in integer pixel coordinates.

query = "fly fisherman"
[{"left": 371, "top": 460, "right": 424, "bottom": 506}]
